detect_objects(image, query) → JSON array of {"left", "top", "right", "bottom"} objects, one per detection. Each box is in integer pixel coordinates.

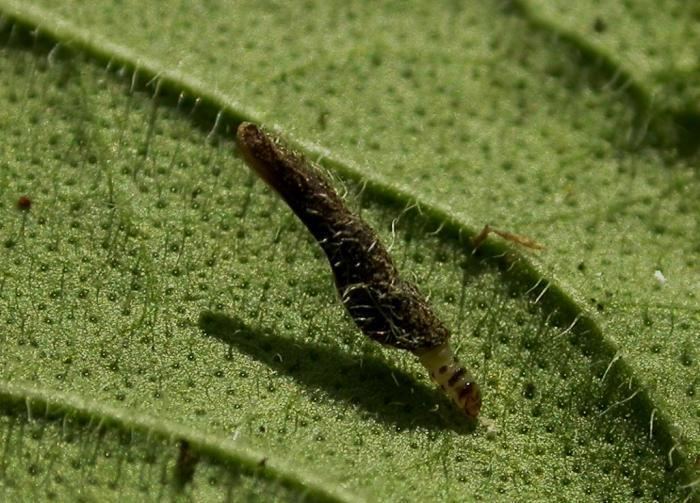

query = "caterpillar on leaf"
[{"left": 236, "top": 122, "right": 482, "bottom": 419}]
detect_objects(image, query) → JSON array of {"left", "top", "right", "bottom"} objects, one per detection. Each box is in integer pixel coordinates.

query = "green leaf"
[
  {"left": 0, "top": 1, "right": 698, "bottom": 501},
  {"left": 517, "top": 0, "right": 700, "bottom": 120}
]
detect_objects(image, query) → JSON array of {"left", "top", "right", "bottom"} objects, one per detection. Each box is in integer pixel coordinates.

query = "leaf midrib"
[{"left": 0, "top": 380, "right": 357, "bottom": 503}]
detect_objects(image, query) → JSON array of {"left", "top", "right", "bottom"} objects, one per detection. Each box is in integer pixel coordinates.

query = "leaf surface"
[{"left": 0, "top": 1, "right": 698, "bottom": 501}]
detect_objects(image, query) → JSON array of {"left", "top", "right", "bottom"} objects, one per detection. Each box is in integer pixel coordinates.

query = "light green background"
[{"left": 0, "top": 1, "right": 698, "bottom": 501}]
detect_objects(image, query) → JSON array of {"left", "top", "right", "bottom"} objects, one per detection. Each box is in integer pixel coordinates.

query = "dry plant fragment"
[
  {"left": 174, "top": 440, "right": 198, "bottom": 488},
  {"left": 472, "top": 224, "right": 543, "bottom": 251},
  {"left": 236, "top": 122, "right": 481, "bottom": 419},
  {"left": 17, "top": 195, "right": 32, "bottom": 211}
]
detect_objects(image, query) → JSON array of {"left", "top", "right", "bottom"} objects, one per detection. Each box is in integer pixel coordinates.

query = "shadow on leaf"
[{"left": 198, "top": 311, "right": 474, "bottom": 433}]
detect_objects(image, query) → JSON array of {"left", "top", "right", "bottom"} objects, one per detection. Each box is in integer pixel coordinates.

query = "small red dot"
[{"left": 17, "top": 195, "right": 32, "bottom": 211}]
